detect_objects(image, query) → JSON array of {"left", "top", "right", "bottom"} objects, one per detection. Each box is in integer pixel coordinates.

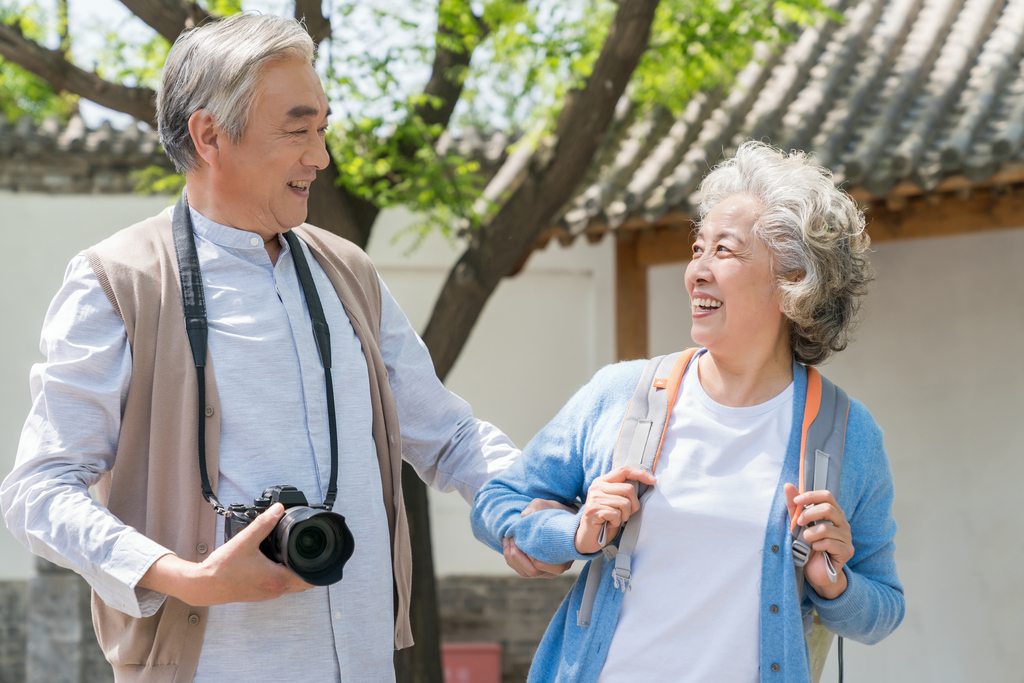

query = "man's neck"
[{"left": 184, "top": 177, "right": 282, "bottom": 265}]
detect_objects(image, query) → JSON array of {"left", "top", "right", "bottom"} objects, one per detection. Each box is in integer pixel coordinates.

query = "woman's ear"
[{"left": 188, "top": 109, "right": 221, "bottom": 170}]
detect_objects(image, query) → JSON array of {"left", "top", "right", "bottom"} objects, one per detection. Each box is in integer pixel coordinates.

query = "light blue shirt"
[{"left": 1, "top": 205, "right": 519, "bottom": 682}]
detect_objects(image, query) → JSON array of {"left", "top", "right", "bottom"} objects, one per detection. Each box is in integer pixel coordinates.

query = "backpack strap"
[
  {"left": 577, "top": 348, "right": 698, "bottom": 626},
  {"left": 791, "top": 365, "right": 850, "bottom": 571}
]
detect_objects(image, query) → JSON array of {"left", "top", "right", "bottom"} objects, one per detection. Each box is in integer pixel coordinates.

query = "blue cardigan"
[{"left": 471, "top": 359, "right": 904, "bottom": 683}]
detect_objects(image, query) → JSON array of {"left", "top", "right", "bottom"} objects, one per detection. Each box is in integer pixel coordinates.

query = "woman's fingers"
[
  {"left": 794, "top": 490, "right": 848, "bottom": 527},
  {"left": 575, "top": 466, "right": 657, "bottom": 555}
]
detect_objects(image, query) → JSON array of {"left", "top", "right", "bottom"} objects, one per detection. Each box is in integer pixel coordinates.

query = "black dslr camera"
[{"left": 224, "top": 485, "right": 355, "bottom": 586}]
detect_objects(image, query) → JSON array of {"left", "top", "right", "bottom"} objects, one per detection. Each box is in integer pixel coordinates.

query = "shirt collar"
[{"left": 171, "top": 202, "right": 282, "bottom": 252}]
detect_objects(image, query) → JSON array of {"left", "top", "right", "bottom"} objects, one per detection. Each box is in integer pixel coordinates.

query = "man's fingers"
[
  {"left": 521, "top": 498, "right": 577, "bottom": 517},
  {"left": 232, "top": 503, "right": 285, "bottom": 546}
]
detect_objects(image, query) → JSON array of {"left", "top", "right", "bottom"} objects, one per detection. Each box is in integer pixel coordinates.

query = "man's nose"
[{"left": 305, "top": 134, "right": 330, "bottom": 171}]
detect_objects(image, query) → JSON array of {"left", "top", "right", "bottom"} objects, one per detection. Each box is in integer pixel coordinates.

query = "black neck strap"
[{"left": 170, "top": 190, "right": 340, "bottom": 514}]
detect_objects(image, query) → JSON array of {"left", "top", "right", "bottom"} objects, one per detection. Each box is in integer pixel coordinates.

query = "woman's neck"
[{"left": 697, "top": 339, "right": 794, "bottom": 408}]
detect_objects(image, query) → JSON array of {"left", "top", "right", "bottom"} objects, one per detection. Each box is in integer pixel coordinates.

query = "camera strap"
[{"left": 170, "top": 190, "right": 340, "bottom": 515}]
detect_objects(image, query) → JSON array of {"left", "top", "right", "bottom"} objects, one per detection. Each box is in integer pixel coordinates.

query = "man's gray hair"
[
  {"left": 697, "top": 141, "right": 873, "bottom": 366},
  {"left": 157, "top": 13, "right": 316, "bottom": 173}
]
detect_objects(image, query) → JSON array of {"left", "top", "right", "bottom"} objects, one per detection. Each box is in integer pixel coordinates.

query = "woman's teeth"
[{"left": 693, "top": 298, "right": 722, "bottom": 310}]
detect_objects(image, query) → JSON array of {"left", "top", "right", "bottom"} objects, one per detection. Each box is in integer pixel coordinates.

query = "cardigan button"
[
  {"left": 771, "top": 663, "right": 780, "bottom": 672},
  {"left": 770, "top": 604, "right": 778, "bottom": 613},
  {"left": 197, "top": 543, "right": 208, "bottom": 554},
  {"left": 771, "top": 544, "right": 779, "bottom": 553},
  {"left": 205, "top": 405, "right": 214, "bottom": 417},
  {"left": 188, "top": 614, "right": 200, "bottom": 626}
]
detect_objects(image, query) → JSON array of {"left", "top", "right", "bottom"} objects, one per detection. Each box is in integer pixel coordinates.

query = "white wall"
[
  {"left": 0, "top": 193, "right": 174, "bottom": 579},
  {"left": 0, "top": 192, "right": 614, "bottom": 580},
  {"left": 648, "top": 225, "right": 1024, "bottom": 683}
]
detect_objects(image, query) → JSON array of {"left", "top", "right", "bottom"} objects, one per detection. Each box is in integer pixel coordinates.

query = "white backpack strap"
[{"left": 577, "top": 349, "right": 697, "bottom": 626}]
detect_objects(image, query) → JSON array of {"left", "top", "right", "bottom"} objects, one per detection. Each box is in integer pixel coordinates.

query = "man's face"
[{"left": 216, "top": 56, "right": 330, "bottom": 235}]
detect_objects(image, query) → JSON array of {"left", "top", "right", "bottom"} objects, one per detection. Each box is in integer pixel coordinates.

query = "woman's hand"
[
  {"left": 575, "top": 466, "right": 656, "bottom": 555},
  {"left": 502, "top": 499, "right": 577, "bottom": 578},
  {"left": 785, "top": 483, "right": 854, "bottom": 600}
]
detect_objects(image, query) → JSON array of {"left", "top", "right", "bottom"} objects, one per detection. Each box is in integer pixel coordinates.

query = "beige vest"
[{"left": 82, "top": 212, "right": 414, "bottom": 683}]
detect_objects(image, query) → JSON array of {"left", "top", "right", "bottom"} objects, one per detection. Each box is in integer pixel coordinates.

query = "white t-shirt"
[{"left": 597, "top": 354, "right": 793, "bottom": 683}]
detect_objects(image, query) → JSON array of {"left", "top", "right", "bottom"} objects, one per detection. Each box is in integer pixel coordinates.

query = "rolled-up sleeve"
[
  {"left": 0, "top": 255, "right": 172, "bottom": 618},
  {"left": 377, "top": 276, "right": 519, "bottom": 503}
]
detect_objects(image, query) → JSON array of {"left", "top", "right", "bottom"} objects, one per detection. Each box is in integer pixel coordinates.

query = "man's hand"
[
  {"left": 785, "top": 483, "right": 853, "bottom": 600},
  {"left": 502, "top": 499, "right": 576, "bottom": 578},
  {"left": 575, "top": 466, "right": 656, "bottom": 555},
  {"left": 139, "top": 503, "right": 314, "bottom": 606}
]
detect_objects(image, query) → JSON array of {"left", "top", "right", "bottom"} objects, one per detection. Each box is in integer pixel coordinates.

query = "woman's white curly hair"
[{"left": 697, "top": 141, "right": 873, "bottom": 366}]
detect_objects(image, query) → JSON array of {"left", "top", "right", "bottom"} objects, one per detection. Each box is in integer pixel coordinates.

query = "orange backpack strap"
[{"left": 577, "top": 348, "right": 699, "bottom": 626}]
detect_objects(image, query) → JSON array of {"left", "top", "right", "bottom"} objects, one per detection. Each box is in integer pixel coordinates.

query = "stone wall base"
[{"left": 0, "top": 572, "right": 576, "bottom": 683}]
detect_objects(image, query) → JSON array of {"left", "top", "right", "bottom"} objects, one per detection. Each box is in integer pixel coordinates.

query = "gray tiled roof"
[
  {"left": 0, "top": 114, "right": 172, "bottom": 193},
  {"left": 550, "top": 0, "right": 1024, "bottom": 242}
]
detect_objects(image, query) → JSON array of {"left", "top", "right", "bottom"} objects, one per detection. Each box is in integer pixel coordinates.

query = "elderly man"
[{"left": 1, "top": 13, "right": 560, "bottom": 682}]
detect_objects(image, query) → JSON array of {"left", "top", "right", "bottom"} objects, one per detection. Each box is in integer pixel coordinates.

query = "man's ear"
[{"left": 188, "top": 109, "right": 221, "bottom": 170}]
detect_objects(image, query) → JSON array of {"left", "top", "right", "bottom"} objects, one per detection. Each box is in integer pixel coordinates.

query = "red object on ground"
[{"left": 441, "top": 641, "right": 503, "bottom": 683}]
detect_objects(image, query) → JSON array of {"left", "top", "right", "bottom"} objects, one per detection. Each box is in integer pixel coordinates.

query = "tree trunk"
[
  {"left": 305, "top": 148, "right": 379, "bottom": 249},
  {"left": 393, "top": 464, "right": 443, "bottom": 683},
  {"left": 423, "top": 0, "right": 662, "bottom": 379}
]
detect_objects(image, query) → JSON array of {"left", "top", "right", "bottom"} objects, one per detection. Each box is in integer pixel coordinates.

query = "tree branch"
[
  {"left": 0, "top": 22, "right": 157, "bottom": 125},
  {"left": 414, "top": 18, "right": 488, "bottom": 130},
  {"left": 295, "top": 0, "right": 331, "bottom": 46},
  {"left": 422, "top": 0, "right": 661, "bottom": 380},
  {"left": 116, "top": 0, "right": 212, "bottom": 44}
]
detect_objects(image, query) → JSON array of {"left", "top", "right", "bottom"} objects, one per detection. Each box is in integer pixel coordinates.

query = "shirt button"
[
  {"left": 334, "top": 611, "right": 342, "bottom": 621},
  {"left": 249, "top": 236, "right": 261, "bottom": 247},
  {"left": 770, "top": 604, "right": 778, "bottom": 613},
  {"left": 188, "top": 614, "right": 200, "bottom": 626},
  {"left": 771, "top": 663, "right": 780, "bottom": 672},
  {"left": 197, "top": 543, "right": 208, "bottom": 554},
  {"left": 205, "top": 405, "right": 214, "bottom": 417},
  {"left": 771, "top": 545, "right": 779, "bottom": 553}
]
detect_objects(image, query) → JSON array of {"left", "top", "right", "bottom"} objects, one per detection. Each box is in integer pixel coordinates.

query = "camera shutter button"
[
  {"left": 197, "top": 543, "right": 208, "bottom": 554},
  {"left": 188, "top": 614, "right": 200, "bottom": 626}
]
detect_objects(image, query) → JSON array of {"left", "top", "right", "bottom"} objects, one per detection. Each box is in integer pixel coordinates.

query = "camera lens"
[
  {"left": 272, "top": 506, "right": 354, "bottom": 586},
  {"left": 289, "top": 518, "right": 335, "bottom": 570}
]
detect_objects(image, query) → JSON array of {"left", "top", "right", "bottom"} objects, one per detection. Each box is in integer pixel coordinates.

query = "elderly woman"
[{"left": 471, "top": 141, "right": 904, "bottom": 682}]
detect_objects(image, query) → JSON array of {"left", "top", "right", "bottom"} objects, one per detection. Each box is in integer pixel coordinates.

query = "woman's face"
[{"left": 685, "top": 194, "right": 789, "bottom": 357}]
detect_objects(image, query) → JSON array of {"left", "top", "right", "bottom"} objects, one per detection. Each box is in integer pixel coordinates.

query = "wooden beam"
[
  {"left": 636, "top": 227, "right": 696, "bottom": 267},
  {"left": 616, "top": 234, "right": 648, "bottom": 361},
  {"left": 865, "top": 186, "right": 1024, "bottom": 242}
]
